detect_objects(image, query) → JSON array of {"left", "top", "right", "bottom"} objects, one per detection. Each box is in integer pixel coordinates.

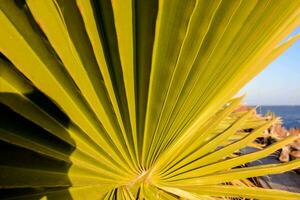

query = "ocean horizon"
[{"left": 250, "top": 105, "right": 300, "bottom": 129}]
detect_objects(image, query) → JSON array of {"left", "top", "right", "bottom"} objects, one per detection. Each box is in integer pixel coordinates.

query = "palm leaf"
[{"left": 0, "top": 0, "right": 299, "bottom": 199}]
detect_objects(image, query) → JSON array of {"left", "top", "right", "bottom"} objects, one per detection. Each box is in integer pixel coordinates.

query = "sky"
[{"left": 238, "top": 26, "right": 300, "bottom": 106}]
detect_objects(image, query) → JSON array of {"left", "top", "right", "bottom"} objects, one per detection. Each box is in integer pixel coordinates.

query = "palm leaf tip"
[{"left": 0, "top": 0, "right": 300, "bottom": 199}]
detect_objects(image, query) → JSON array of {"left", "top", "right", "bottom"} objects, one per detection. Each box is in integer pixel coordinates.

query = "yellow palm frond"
[{"left": 0, "top": 0, "right": 299, "bottom": 199}]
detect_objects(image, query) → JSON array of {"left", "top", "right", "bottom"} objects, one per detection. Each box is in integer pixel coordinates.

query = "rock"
[{"left": 279, "top": 146, "right": 290, "bottom": 162}]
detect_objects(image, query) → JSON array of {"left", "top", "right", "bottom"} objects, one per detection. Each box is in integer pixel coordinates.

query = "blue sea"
[{"left": 255, "top": 106, "right": 300, "bottom": 129}]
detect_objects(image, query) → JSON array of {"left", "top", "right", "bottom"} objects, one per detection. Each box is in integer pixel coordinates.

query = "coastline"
[{"left": 253, "top": 105, "right": 300, "bottom": 129}]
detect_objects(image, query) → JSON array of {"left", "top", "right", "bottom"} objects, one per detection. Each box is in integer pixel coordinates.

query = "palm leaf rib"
[{"left": 0, "top": 0, "right": 299, "bottom": 199}]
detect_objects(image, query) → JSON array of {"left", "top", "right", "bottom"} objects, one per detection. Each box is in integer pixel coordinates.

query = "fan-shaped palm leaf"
[{"left": 0, "top": 0, "right": 299, "bottom": 199}]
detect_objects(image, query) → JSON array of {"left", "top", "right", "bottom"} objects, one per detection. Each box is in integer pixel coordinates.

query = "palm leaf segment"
[{"left": 0, "top": 0, "right": 300, "bottom": 199}]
